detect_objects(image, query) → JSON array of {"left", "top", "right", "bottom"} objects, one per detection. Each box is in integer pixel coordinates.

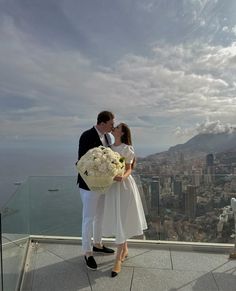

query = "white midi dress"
[{"left": 103, "top": 144, "right": 147, "bottom": 244}]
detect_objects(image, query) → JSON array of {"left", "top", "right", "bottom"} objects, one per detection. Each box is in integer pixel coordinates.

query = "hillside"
[{"left": 168, "top": 132, "right": 236, "bottom": 154}]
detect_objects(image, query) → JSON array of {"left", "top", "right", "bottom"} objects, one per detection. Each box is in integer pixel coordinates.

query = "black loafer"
[
  {"left": 93, "top": 245, "right": 115, "bottom": 254},
  {"left": 84, "top": 256, "right": 97, "bottom": 270}
]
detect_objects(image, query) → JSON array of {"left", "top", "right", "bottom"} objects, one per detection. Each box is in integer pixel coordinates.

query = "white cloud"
[
  {"left": 195, "top": 119, "right": 236, "bottom": 134},
  {"left": 174, "top": 119, "right": 236, "bottom": 145},
  {"left": 232, "top": 25, "right": 236, "bottom": 35},
  {"left": 1, "top": 22, "right": 236, "bottom": 149},
  {"left": 1, "top": 1, "right": 236, "bottom": 155},
  {"left": 222, "top": 26, "right": 229, "bottom": 32}
]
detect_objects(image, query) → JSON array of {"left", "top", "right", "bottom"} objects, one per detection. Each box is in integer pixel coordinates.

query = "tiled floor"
[{"left": 21, "top": 241, "right": 236, "bottom": 291}]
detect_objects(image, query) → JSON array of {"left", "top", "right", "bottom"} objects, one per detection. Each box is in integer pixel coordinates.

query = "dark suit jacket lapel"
[
  {"left": 105, "top": 133, "right": 111, "bottom": 147},
  {"left": 91, "top": 127, "right": 103, "bottom": 146}
]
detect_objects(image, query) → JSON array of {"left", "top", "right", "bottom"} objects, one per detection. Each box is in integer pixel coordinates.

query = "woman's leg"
[
  {"left": 121, "top": 241, "right": 128, "bottom": 262},
  {"left": 111, "top": 243, "right": 124, "bottom": 277}
]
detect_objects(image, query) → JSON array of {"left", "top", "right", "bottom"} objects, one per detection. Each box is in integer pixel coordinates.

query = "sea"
[
  {"left": 0, "top": 145, "right": 82, "bottom": 237},
  {"left": 0, "top": 144, "right": 159, "bottom": 237},
  {"left": 0, "top": 146, "right": 77, "bottom": 206},
  {"left": 0, "top": 143, "right": 161, "bottom": 206}
]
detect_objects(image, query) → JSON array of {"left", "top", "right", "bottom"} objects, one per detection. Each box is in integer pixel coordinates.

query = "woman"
[{"left": 103, "top": 123, "right": 147, "bottom": 277}]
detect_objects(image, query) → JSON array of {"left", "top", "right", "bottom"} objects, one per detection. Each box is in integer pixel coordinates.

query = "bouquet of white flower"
[{"left": 76, "top": 146, "right": 125, "bottom": 193}]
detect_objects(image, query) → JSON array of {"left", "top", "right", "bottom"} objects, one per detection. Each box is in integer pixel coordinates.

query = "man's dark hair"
[{"left": 97, "top": 111, "right": 114, "bottom": 124}]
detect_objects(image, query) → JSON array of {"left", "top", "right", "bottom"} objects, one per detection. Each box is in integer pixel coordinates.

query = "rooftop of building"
[
  {"left": 1, "top": 175, "right": 236, "bottom": 290},
  {"left": 14, "top": 238, "right": 236, "bottom": 291}
]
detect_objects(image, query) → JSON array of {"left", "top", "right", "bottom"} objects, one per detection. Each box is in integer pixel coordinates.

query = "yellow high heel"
[{"left": 111, "top": 260, "right": 122, "bottom": 277}]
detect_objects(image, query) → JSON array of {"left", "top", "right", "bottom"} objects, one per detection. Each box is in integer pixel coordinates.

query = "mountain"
[
  {"left": 142, "top": 131, "right": 236, "bottom": 161},
  {"left": 169, "top": 131, "right": 236, "bottom": 154}
]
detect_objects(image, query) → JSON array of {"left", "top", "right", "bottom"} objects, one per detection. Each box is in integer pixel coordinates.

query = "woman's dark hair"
[
  {"left": 120, "top": 123, "right": 136, "bottom": 168},
  {"left": 97, "top": 111, "right": 114, "bottom": 124},
  {"left": 120, "top": 123, "right": 132, "bottom": 145}
]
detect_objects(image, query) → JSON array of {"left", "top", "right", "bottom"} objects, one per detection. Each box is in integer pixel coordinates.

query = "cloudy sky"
[{"left": 0, "top": 0, "right": 236, "bottom": 156}]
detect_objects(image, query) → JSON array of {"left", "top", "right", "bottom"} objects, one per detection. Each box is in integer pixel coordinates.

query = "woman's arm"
[{"left": 113, "top": 163, "right": 132, "bottom": 182}]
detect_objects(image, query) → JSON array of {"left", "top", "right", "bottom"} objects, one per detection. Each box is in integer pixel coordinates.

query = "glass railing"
[
  {"left": 0, "top": 176, "right": 82, "bottom": 291},
  {"left": 1, "top": 180, "right": 30, "bottom": 291},
  {"left": 0, "top": 214, "right": 3, "bottom": 291},
  {"left": 135, "top": 172, "right": 236, "bottom": 244},
  {"left": 1, "top": 174, "right": 236, "bottom": 290},
  {"left": 28, "top": 176, "right": 82, "bottom": 236}
]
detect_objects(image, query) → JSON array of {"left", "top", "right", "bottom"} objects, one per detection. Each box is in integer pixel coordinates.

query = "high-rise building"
[
  {"left": 230, "top": 176, "right": 236, "bottom": 192},
  {"left": 205, "top": 153, "right": 215, "bottom": 184},
  {"left": 150, "top": 176, "right": 160, "bottom": 215},
  {"left": 206, "top": 153, "right": 214, "bottom": 167},
  {"left": 142, "top": 182, "right": 151, "bottom": 212},
  {"left": 184, "top": 185, "right": 197, "bottom": 218},
  {"left": 192, "top": 169, "right": 202, "bottom": 186},
  {"left": 173, "top": 179, "right": 182, "bottom": 197}
]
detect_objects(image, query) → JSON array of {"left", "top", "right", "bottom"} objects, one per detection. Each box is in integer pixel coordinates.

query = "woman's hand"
[
  {"left": 113, "top": 164, "right": 132, "bottom": 182},
  {"left": 113, "top": 175, "right": 123, "bottom": 182}
]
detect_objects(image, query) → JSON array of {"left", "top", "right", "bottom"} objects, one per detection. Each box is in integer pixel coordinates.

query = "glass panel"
[
  {"left": 1, "top": 181, "right": 30, "bottom": 291},
  {"left": 1, "top": 172, "right": 234, "bottom": 291},
  {"left": 138, "top": 173, "right": 236, "bottom": 244},
  {"left": 0, "top": 214, "right": 3, "bottom": 291},
  {"left": 29, "top": 176, "right": 82, "bottom": 236},
  {"left": 26, "top": 174, "right": 236, "bottom": 244}
]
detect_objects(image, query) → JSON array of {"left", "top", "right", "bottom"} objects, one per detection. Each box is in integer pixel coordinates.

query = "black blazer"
[{"left": 77, "top": 127, "right": 111, "bottom": 190}]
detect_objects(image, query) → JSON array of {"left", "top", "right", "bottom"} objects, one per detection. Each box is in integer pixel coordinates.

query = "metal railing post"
[
  {"left": 0, "top": 213, "right": 4, "bottom": 291},
  {"left": 229, "top": 198, "right": 236, "bottom": 259}
]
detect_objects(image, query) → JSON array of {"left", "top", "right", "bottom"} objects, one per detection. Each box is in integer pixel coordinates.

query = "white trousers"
[{"left": 79, "top": 188, "right": 105, "bottom": 253}]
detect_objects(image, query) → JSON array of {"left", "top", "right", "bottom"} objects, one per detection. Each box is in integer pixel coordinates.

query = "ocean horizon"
[
  {"left": 0, "top": 144, "right": 166, "bottom": 207},
  {"left": 0, "top": 146, "right": 77, "bottom": 208}
]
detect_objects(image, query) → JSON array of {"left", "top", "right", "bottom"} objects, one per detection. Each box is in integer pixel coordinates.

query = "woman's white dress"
[{"left": 103, "top": 144, "right": 147, "bottom": 244}]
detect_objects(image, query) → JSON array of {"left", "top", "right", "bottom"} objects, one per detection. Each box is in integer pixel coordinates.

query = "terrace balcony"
[{"left": 1, "top": 176, "right": 236, "bottom": 291}]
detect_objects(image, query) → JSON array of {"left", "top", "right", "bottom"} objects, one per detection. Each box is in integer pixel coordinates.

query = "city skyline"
[
  {"left": 136, "top": 146, "right": 236, "bottom": 243},
  {"left": 0, "top": 1, "right": 236, "bottom": 155}
]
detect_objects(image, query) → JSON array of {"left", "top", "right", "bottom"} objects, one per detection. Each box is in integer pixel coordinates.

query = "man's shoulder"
[{"left": 81, "top": 127, "right": 96, "bottom": 137}]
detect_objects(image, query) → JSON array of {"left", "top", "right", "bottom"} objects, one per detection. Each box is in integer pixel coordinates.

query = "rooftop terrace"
[
  {"left": 18, "top": 238, "right": 236, "bottom": 291},
  {"left": 1, "top": 176, "right": 236, "bottom": 290}
]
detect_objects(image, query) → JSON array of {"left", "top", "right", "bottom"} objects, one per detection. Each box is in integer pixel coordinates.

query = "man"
[{"left": 77, "top": 111, "right": 115, "bottom": 270}]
